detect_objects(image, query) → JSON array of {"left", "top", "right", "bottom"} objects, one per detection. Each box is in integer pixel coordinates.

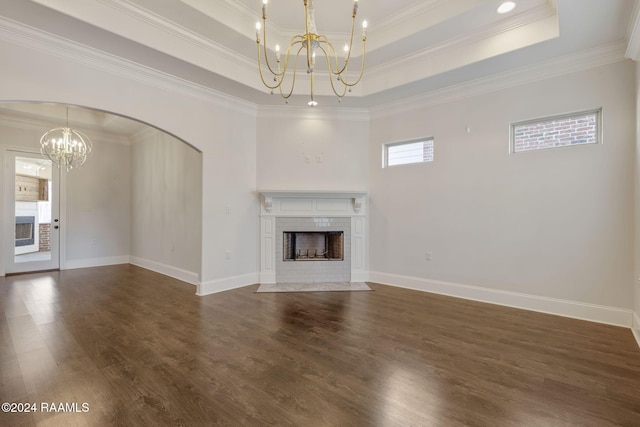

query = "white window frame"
[
  {"left": 510, "top": 108, "right": 602, "bottom": 154},
  {"left": 383, "top": 137, "right": 434, "bottom": 168}
]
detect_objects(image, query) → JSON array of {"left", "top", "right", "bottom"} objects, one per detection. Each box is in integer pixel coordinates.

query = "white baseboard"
[
  {"left": 198, "top": 272, "right": 259, "bottom": 296},
  {"left": 130, "top": 256, "right": 199, "bottom": 286},
  {"left": 633, "top": 312, "right": 640, "bottom": 349},
  {"left": 369, "top": 271, "right": 633, "bottom": 328},
  {"left": 64, "top": 256, "right": 130, "bottom": 270}
]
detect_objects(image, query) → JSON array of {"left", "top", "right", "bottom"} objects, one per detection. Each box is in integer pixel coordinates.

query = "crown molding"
[
  {"left": 257, "top": 105, "right": 369, "bottom": 121},
  {"left": 365, "top": 5, "right": 558, "bottom": 94},
  {"left": 102, "top": 0, "right": 256, "bottom": 66},
  {"left": 370, "top": 0, "right": 471, "bottom": 51},
  {"left": 625, "top": 0, "right": 640, "bottom": 61},
  {"left": 370, "top": 41, "right": 629, "bottom": 119},
  {"left": 0, "top": 16, "right": 257, "bottom": 117},
  {"left": 66, "top": 0, "right": 262, "bottom": 91}
]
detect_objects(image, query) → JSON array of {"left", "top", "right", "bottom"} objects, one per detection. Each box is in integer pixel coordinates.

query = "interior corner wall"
[
  {"left": 635, "top": 61, "right": 640, "bottom": 343},
  {"left": 369, "top": 60, "right": 636, "bottom": 322},
  {"left": 0, "top": 36, "right": 259, "bottom": 289},
  {"left": 256, "top": 109, "right": 370, "bottom": 191},
  {"left": 130, "top": 129, "right": 202, "bottom": 284}
]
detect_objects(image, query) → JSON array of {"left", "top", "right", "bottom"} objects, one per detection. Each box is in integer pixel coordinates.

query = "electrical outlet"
[
  {"left": 425, "top": 251, "right": 432, "bottom": 261},
  {"left": 304, "top": 154, "right": 311, "bottom": 163},
  {"left": 225, "top": 250, "right": 231, "bottom": 260}
]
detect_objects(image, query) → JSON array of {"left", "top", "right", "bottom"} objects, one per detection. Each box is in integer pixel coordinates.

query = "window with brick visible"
[
  {"left": 383, "top": 137, "right": 434, "bottom": 167},
  {"left": 511, "top": 109, "right": 601, "bottom": 153}
]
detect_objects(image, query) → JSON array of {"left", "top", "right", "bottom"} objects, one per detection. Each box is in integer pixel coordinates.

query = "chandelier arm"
[
  {"left": 259, "top": 19, "right": 288, "bottom": 78},
  {"left": 321, "top": 13, "right": 357, "bottom": 76},
  {"left": 279, "top": 45, "right": 305, "bottom": 99},
  {"left": 316, "top": 45, "right": 348, "bottom": 98},
  {"left": 318, "top": 39, "right": 340, "bottom": 77},
  {"left": 256, "top": 42, "right": 284, "bottom": 90},
  {"left": 338, "top": 38, "right": 366, "bottom": 87},
  {"left": 279, "top": 38, "right": 304, "bottom": 78}
]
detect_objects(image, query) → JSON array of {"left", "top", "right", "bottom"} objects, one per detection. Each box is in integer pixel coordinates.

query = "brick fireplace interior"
[{"left": 283, "top": 231, "right": 344, "bottom": 261}]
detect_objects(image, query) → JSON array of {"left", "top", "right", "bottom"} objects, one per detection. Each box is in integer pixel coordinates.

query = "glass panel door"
[{"left": 5, "top": 151, "right": 60, "bottom": 273}]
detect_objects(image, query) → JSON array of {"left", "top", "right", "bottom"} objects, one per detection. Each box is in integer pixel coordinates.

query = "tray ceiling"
[{"left": 0, "top": 0, "right": 637, "bottom": 110}]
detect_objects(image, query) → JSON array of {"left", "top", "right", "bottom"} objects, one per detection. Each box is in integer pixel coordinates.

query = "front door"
[{"left": 4, "top": 150, "right": 60, "bottom": 274}]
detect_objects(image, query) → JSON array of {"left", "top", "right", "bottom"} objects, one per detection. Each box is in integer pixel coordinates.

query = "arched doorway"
[{"left": 0, "top": 102, "right": 202, "bottom": 282}]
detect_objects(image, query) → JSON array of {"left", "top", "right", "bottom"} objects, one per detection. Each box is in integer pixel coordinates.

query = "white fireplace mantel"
[
  {"left": 258, "top": 190, "right": 368, "bottom": 283},
  {"left": 259, "top": 190, "right": 367, "bottom": 214}
]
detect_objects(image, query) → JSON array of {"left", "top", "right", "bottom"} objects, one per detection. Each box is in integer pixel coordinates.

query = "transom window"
[
  {"left": 511, "top": 109, "right": 601, "bottom": 153},
  {"left": 383, "top": 137, "right": 434, "bottom": 168}
]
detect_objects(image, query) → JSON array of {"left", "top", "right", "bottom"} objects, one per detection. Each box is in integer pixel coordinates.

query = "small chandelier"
[
  {"left": 40, "top": 107, "right": 92, "bottom": 171},
  {"left": 255, "top": 0, "right": 367, "bottom": 106}
]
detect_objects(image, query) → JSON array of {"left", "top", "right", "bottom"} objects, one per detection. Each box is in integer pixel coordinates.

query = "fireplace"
[
  {"left": 283, "top": 231, "right": 344, "bottom": 261},
  {"left": 259, "top": 190, "right": 368, "bottom": 283},
  {"left": 259, "top": 190, "right": 368, "bottom": 284},
  {"left": 15, "top": 216, "right": 35, "bottom": 247}
]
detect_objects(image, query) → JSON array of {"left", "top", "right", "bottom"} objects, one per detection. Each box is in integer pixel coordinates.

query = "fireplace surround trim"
[
  {"left": 260, "top": 190, "right": 367, "bottom": 214},
  {"left": 258, "top": 190, "right": 368, "bottom": 284}
]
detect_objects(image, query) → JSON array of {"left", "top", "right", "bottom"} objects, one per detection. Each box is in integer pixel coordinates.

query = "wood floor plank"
[{"left": 1, "top": 265, "right": 639, "bottom": 426}]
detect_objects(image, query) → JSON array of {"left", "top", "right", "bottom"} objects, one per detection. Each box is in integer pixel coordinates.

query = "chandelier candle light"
[
  {"left": 40, "top": 107, "right": 92, "bottom": 171},
  {"left": 255, "top": 0, "right": 367, "bottom": 106}
]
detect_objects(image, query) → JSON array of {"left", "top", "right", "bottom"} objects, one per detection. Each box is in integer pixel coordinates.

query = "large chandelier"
[
  {"left": 40, "top": 107, "right": 92, "bottom": 172},
  {"left": 255, "top": 0, "right": 367, "bottom": 106}
]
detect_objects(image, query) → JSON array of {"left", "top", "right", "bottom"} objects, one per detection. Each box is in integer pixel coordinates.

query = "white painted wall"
[
  {"left": 369, "top": 61, "right": 636, "bottom": 316},
  {"left": 198, "top": 105, "right": 259, "bottom": 293},
  {"left": 64, "top": 137, "right": 131, "bottom": 266},
  {"left": 256, "top": 108, "right": 369, "bottom": 191},
  {"left": 130, "top": 129, "right": 202, "bottom": 282},
  {"left": 0, "top": 34, "right": 259, "bottom": 288}
]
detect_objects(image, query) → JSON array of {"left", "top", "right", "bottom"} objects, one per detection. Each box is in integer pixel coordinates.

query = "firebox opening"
[
  {"left": 15, "top": 216, "right": 35, "bottom": 247},
  {"left": 283, "top": 231, "right": 344, "bottom": 261}
]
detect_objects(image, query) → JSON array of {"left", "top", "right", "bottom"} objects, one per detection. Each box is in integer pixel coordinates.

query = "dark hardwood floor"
[{"left": 1, "top": 265, "right": 639, "bottom": 426}]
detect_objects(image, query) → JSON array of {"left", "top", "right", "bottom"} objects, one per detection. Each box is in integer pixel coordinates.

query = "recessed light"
[{"left": 497, "top": 1, "right": 516, "bottom": 14}]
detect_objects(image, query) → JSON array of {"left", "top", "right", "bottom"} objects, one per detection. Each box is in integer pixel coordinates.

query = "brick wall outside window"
[
  {"left": 39, "top": 223, "right": 51, "bottom": 252},
  {"left": 512, "top": 110, "right": 600, "bottom": 153}
]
